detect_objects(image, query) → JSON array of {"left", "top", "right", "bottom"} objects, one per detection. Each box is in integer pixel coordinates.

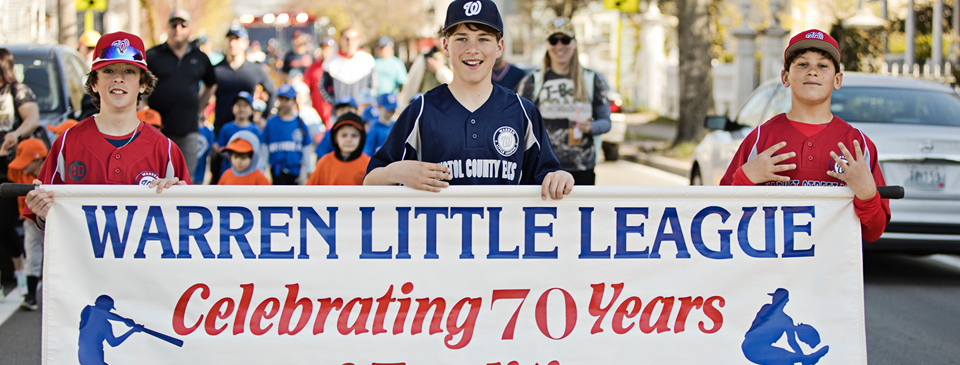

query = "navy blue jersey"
[{"left": 367, "top": 84, "right": 561, "bottom": 185}]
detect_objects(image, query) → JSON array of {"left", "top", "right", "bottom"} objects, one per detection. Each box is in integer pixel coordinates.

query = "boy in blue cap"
[
  {"left": 262, "top": 84, "right": 312, "bottom": 184},
  {"left": 215, "top": 91, "right": 262, "bottom": 175},
  {"left": 364, "top": 0, "right": 573, "bottom": 200},
  {"left": 364, "top": 93, "right": 398, "bottom": 156}
]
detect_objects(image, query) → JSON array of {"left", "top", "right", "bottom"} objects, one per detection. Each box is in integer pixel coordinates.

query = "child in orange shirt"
[
  {"left": 218, "top": 131, "right": 270, "bottom": 185},
  {"left": 307, "top": 112, "right": 370, "bottom": 185},
  {"left": 7, "top": 138, "right": 47, "bottom": 310}
]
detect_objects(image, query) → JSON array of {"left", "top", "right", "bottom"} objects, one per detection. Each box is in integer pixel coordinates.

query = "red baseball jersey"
[
  {"left": 24, "top": 116, "right": 191, "bottom": 221},
  {"left": 720, "top": 113, "right": 890, "bottom": 242}
]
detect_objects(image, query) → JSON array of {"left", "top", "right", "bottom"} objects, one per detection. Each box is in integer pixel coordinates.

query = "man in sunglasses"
[{"left": 145, "top": 9, "right": 217, "bottom": 183}]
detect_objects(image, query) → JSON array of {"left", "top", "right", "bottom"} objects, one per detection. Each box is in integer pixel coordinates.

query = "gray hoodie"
[{"left": 221, "top": 130, "right": 264, "bottom": 177}]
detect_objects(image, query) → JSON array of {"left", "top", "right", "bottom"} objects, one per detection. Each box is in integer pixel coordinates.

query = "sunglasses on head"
[
  {"left": 169, "top": 21, "right": 188, "bottom": 28},
  {"left": 548, "top": 35, "right": 573, "bottom": 45},
  {"left": 96, "top": 41, "right": 145, "bottom": 64}
]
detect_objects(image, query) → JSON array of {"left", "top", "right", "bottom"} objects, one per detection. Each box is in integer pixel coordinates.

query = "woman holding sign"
[{"left": 516, "top": 18, "right": 611, "bottom": 185}]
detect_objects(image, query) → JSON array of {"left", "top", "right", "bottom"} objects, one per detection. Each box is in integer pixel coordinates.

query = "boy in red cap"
[
  {"left": 218, "top": 131, "right": 269, "bottom": 185},
  {"left": 7, "top": 138, "right": 47, "bottom": 309},
  {"left": 24, "top": 31, "right": 191, "bottom": 228},
  {"left": 307, "top": 112, "right": 369, "bottom": 185},
  {"left": 720, "top": 29, "right": 889, "bottom": 242}
]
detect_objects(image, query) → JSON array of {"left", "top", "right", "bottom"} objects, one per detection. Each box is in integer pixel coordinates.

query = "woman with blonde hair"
[{"left": 517, "top": 17, "right": 611, "bottom": 185}]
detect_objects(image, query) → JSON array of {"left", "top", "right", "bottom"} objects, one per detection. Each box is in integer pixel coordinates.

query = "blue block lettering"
[
  {"left": 523, "top": 207, "right": 558, "bottom": 259},
  {"left": 651, "top": 207, "right": 690, "bottom": 259},
  {"left": 415, "top": 207, "right": 449, "bottom": 259},
  {"left": 360, "top": 207, "right": 392, "bottom": 259},
  {"left": 135, "top": 206, "right": 176, "bottom": 259},
  {"left": 298, "top": 207, "right": 338, "bottom": 259},
  {"left": 259, "top": 207, "right": 294, "bottom": 259},
  {"left": 579, "top": 207, "right": 609, "bottom": 258},
  {"left": 737, "top": 207, "right": 778, "bottom": 258},
  {"left": 691, "top": 206, "right": 733, "bottom": 259},
  {"left": 176, "top": 206, "right": 215, "bottom": 259},
  {"left": 614, "top": 207, "right": 649, "bottom": 258},
  {"left": 396, "top": 207, "right": 411, "bottom": 259},
  {"left": 782, "top": 206, "right": 815, "bottom": 258},
  {"left": 217, "top": 207, "right": 256, "bottom": 259},
  {"left": 486, "top": 207, "right": 517, "bottom": 259},
  {"left": 451, "top": 207, "right": 484, "bottom": 259},
  {"left": 83, "top": 205, "right": 137, "bottom": 259}
]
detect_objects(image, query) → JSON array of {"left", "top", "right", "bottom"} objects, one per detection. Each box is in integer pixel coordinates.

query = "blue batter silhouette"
[
  {"left": 742, "top": 289, "right": 829, "bottom": 365},
  {"left": 78, "top": 295, "right": 141, "bottom": 365}
]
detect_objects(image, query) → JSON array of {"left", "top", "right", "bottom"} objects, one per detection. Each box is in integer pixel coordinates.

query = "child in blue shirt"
[
  {"left": 215, "top": 91, "right": 262, "bottom": 174},
  {"left": 364, "top": 93, "right": 397, "bottom": 156},
  {"left": 263, "top": 84, "right": 312, "bottom": 184}
]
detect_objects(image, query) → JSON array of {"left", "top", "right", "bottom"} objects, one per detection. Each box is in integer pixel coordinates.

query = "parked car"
[
  {"left": 691, "top": 73, "right": 960, "bottom": 252},
  {"left": 3, "top": 44, "right": 89, "bottom": 144}
]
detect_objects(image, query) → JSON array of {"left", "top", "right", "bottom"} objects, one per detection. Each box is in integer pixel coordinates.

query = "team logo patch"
[
  {"left": 136, "top": 171, "right": 160, "bottom": 186},
  {"left": 68, "top": 161, "right": 87, "bottom": 181},
  {"left": 292, "top": 128, "right": 304, "bottom": 143},
  {"left": 112, "top": 39, "right": 130, "bottom": 54},
  {"left": 831, "top": 154, "right": 848, "bottom": 176},
  {"left": 463, "top": 0, "right": 482, "bottom": 16},
  {"left": 493, "top": 126, "right": 519, "bottom": 157},
  {"left": 806, "top": 32, "right": 825, "bottom": 40}
]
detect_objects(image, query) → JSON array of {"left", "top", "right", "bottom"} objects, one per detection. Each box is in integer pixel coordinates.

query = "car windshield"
[
  {"left": 13, "top": 55, "right": 61, "bottom": 114},
  {"left": 831, "top": 86, "right": 960, "bottom": 127}
]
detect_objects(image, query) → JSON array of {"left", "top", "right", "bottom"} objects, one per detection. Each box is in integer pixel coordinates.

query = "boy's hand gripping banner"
[{"left": 42, "top": 186, "right": 866, "bottom": 364}]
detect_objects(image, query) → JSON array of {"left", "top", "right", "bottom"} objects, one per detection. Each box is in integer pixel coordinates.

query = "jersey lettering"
[{"left": 68, "top": 161, "right": 87, "bottom": 181}]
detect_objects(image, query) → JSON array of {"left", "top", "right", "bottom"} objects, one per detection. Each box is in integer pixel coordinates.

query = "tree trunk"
[
  {"left": 58, "top": 0, "right": 78, "bottom": 49},
  {"left": 674, "top": 0, "right": 714, "bottom": 145}
]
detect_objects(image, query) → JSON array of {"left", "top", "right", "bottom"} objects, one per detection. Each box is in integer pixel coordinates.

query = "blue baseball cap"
[
  {"left": 334, "top": 95, "right": 357, "bottom": 109},
  {"left": 226, "top": 24, "right": 248, "bottom": 40},
  {"left": 362, "top": 105, "right": 380, "bottom": 122},
  {"left": 277, "top": 84, "right": 298, "bottom": 99},
  {"left": 443, "top": 0, "right": 503, "bottom": 35},
  {"left": 233, "top": 91, "right": 253, "bottom": 106},
  {"left": 377, "top": 93, "right": 398, "bottom": 111}
]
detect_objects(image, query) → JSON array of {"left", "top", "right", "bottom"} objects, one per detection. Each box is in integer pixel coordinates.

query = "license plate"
[{"left": 905, "top": 165, "right": 946, "bottom": 190}]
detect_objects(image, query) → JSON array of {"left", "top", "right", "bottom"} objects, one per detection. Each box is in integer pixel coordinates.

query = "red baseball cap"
[
  {"left": 8, "top": 138, "right": 47, "bottom": 170},
  {"left": 784, "top": 29, "right": 841, "bottom": 66},
  {"left": 91, "top": 31, "right": 148, "bottom": 71}
]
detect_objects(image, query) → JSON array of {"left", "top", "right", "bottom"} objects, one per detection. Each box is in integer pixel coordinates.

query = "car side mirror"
[{"left": 704, "top": 115, "right": 730, "bottom": 131}]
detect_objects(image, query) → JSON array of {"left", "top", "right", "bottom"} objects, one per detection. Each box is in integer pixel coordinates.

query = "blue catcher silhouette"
[{"left": 742, "top": 289, "right": 830, "bottom": 365}]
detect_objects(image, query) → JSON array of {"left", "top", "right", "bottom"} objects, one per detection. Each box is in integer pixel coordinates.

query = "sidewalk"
[{"left": 612, "top": 112, "right": 692, "bottom": 179}]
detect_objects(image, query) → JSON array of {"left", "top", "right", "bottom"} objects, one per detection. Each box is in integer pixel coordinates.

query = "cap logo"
[
  {"left": 805, "top": 32, "right": 824, "bottom": 40},
  {"left": 464, "top": 0, "right": 482, "bottom": 16},
  {"left": 112, "top": 39, "right": 130, "bottom": 54},
  {"left": 554, "top": 18, "right": 566, "bottom": 27}
]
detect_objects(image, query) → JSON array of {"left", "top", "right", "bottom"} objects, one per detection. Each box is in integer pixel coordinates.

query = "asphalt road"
[{"left": 0, "top": 161, "right": 957, "bottom": 364}]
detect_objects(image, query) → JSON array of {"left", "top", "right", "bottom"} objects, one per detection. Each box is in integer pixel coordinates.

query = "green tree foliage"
[{"left": 828, "top": 23, "right": 885, "bottom": 72}]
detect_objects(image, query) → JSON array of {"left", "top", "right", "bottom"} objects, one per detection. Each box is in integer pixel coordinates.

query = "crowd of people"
[{"left": 0, "top": 0, "right": 888, "bottom": 320}]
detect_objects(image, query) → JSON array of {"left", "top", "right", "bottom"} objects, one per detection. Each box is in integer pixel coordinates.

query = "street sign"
[
  {"left": 75, "top": 0, "right": 107, "bottom": 12},
  {"left": 603, "top": 0, "right": 639, "bottom": 12}
]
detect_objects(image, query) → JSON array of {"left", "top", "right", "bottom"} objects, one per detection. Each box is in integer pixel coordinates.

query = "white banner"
[{"left": 42, "top": 186, "right": 865, "bottom": 365}]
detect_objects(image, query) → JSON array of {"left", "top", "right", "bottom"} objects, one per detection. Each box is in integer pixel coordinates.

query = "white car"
[{"left": 691, "top": 73, "right": 960, "bottom": 252}]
